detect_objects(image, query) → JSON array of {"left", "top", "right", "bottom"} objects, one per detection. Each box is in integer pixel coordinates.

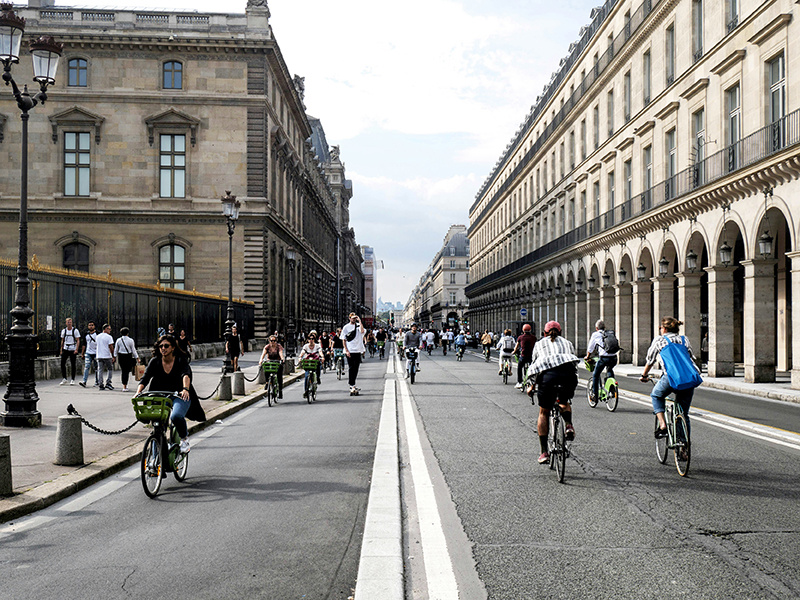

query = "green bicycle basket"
[
  {"left": 300, "top": 359, "right": 319, "bottom": 370},
  {"left": 132, "top": 395, "right": 173, "bottom": 424},
  {"left": 261, "top": 360, "right": 281, "bottom": 373}
]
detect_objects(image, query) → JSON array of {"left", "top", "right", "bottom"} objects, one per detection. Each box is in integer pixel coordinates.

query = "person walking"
[
  {"left": 226, "top": 324, "right": 244, "bottom": 371},
  {"left": 114, "top": 327, "right": 140, "bottom": 393},
  {"left": 78, "top": 321, "right": 99, "bottom": 388},
  {"left": 340, "top": 313, "right": 366, "bottom": 395},
  {"left": 59, "top": 317, "right": 81, "bottom": 385},
  {"left": 177, "top": 329, "right": 192, "bottom": 362},
  {"left": 96, "top": 324, "right": 116, "bottom": 390}
]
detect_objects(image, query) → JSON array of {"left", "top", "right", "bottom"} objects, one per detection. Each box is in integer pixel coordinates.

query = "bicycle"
[
  {"left": 547, "top": 402, "right": 570, "bottom": 483},
  {"left": 500, "top": 355, "right": 513, "bottom": 384},
  {"left": 455, "top": 345, "right": 465, "bottom": 361},
  {"left": 483, "top": 345, "right": 491, "bottom": 362},
  {"left": 334, "top": 349, "right": 345, "bottom": 380},
  {"left": 132, "top": 392, "right": 189, "bottom": 498},
  {"left": 368, "top": 342, "right": 376, "bottom": 359},
  {"left": 301, "top": 359, "right": 320, "bottom": 403},
  {"left": 378, "top": 341, "right": 385, "bottom": 360},
  {"left": 647, "top": 377, "right": 691, "bottom": 476},
  {"left": 584, "top": 358, "right": 619, "bottom": 412},
  {"left": 405, "top": 347, "right": 419, "bottom": 384},
  {"left": 261, "top": 360, "right": 281, "bottom": 407}
]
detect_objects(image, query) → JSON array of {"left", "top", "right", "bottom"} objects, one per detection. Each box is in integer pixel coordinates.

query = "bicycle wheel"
[
  {"left": 586, "top": 384, "right": 598, "bottom": 408},
  {"left": 673, "top": 413, "right": 691, "bottom": 476},
  {"left": 141, "top": 435, "right": 163, "bottom": 498},
  {"left": 553, "top": 417, "right": 567, "bottom": 483},
  {"left": 655, "top": 415, "right": 668, "bottom": 464},
  {"left": 606, "top": 383, "right": 618, "bottom": 412},
  {"left": 337, "top": 360, "right": 343, "bottom": 380},
  {"left": 266, "top": 380, "right": 274, "bottom": 407},
  {"left": 173, "top": 444, "right": 189, "bottom": 481},
  {"left": 410, "top": 365, "right": 416, "bottom": 384},
  {"left": 503, "top": 367, "right": 508, "bottom": 385}
]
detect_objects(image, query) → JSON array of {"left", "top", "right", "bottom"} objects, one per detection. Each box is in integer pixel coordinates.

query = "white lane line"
[
  {"left": 398, "top": 374, "right": 460, "bottom": 599},
  {"left": 354, "top": 380, "right": 403, "bottom": 600}
]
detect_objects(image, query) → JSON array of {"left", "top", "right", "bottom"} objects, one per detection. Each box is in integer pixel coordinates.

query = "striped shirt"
[
  {"left": 527, "top": 336, "right": 581, "bottom": 376},
  {"left": 645, "top": 333, "right": 700, "bottom": 372}
]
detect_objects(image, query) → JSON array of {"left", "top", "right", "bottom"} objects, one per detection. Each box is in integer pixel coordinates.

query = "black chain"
[
  {"left": 196, "top": 375, "right": 223, "bottom": 400},
  {"left": 66, "top": 404, "right": 139, "bottom": 435},
  {"left": 243, "top": 370, "right": 260, "bottom": 382}
]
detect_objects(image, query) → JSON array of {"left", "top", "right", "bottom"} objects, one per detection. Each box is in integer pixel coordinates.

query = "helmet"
[
  {"left": 522, "top": 324, "right": 532, "bottom": 332},
  {"left": 544, "top": 320, "right": 561, "bottom": 334},
  {"left": 460, "top": 330, "right": 465, "bottom": 334}
]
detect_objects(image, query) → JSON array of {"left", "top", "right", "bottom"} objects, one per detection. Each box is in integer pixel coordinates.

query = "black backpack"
[{"left": 601, "top": 330, "right": 621, "bottom": 354}]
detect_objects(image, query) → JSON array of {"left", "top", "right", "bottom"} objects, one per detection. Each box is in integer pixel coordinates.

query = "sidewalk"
[{"left": 0, "top": 350, "right": 302, "bottom": 523}]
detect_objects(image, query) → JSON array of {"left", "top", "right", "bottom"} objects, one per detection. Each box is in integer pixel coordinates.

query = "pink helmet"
[{"left": 544, "top": 320, "right": 562, "bottom": 334}]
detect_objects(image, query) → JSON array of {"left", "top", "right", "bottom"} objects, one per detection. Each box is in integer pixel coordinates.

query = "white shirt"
[
  {"left": 96, "top": 332, "right": 115, "bottom": 359},
  {"left": 341, "top": 322, "right": 366, "bottom": 353},
  {"left": 444, "top": 331, "right": 454, "bottom": 341},
  {"left": 61, "top": 327, "right": 80, "bottom": 351},
  {"left": 425, "top": 331, "right": 435, "bottom": 344},
  {"left": 84, "top": 331, "right": 98, "bottom": 354},
  {"left": 114, "top": 336, "right": 139, "bottom": 359},
  {"left": 496, "top": 335, "right": 516, "bottom": 357}
]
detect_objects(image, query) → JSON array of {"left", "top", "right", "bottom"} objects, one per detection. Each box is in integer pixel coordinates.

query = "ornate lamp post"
[
  {"left": 221, "top": 191, "right": 240, "bottom": 373},
  {"left": 286, "top": 247, "right": 296, "bottom": 356},
  {"left": 0, "top": 5, "right": 62, "bottom": 427}
]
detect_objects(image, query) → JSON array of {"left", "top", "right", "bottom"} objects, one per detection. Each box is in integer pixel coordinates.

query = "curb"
[{"left": 0, "top": 369, "right": 304, "bottom": 524}]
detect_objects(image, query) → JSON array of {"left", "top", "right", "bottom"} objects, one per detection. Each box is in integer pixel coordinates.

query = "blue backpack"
[{"left": 660, "top": 336, "right": 703, "bottom": 391}]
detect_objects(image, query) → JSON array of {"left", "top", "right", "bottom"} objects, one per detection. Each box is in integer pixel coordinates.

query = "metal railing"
[{"left": 467, "top": 108, "right": 800, "bottom": 296}]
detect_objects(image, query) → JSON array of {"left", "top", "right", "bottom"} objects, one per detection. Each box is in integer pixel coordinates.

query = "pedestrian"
[
  {"left": 167, "top": 323, "right": 176, "bottom": 336},
  {"left": 59, "top": 317, "right": 81, "bottom": 385},
  {"left": 226, "top": 324, "right": 244, "bottom": 371},
  {"left": 700, "top": 332, "right": 709, "bottom": 368},
  {"left": 96, "top": 323, "right": 115, "bottom": 390},
  {"left": 114, "top": 327, "right": 139, "bottom": 393},
  {"left": 177, "top": 329, "right": 192, "bottom": 362},
  {"left": 78, "top": 321, "right": 99, "bottom": 388},
  {"left": 340, "top": 313, "right": 366, "bottom": 395}
]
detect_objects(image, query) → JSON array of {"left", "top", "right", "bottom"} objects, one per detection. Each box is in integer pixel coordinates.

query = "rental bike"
[
  {"left": 334, "top": 349, "right": 345, "bottom": 380},
  {"left": 500, "top": 355, "right": 513, "bottom": 385},
  {"left": 302, "top": 359, "right": 320, "bottom": 403},
  {"left": 483, "top": 345, "right": 491, "bottom": 362},
  {"left": 405, "top": 347, "right": 419, "bottom": 384},
  {"left": 378, "top": 341, "right": 385, "bottom": 360},
  {"left": 584, "top": 358, "right": 619, "bottom": 412},
  {"left": 132, "top": 392, "right": 189, "bottom": 498},
  {"left": 261, "top": 360, "right": 281, "bottom": 406},
  {"left": 547, "top": 402, "right": 570, "bottom": 483},
  {"left": 455, "top": 345, "right": 465, "bottom": 361},
  {"left": 368, "top": 341, "right": 376, "bottom": 358},
  {"left": 648, "top": 378, "right": 691, "bottom": 476}
]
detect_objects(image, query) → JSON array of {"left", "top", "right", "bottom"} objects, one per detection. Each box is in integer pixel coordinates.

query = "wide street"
[{"left": 3, "top": 345, "right": 800, "bottom": 599}]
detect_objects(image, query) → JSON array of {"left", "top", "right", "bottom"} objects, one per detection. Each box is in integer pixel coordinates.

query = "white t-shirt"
[
  {"left": 96, "top": 332, "right": 115, "bottom": 359},
  {"left": 425, "top": 331, "right": 435, "bottom": 344},
  {"left": 61, "top": 327, "right": 80, "bottom": 351},
  {"left": 83, "top": 331, "right": 98, "bottom": 354},
  {"left": 444, "top": 331, "right": 454, "bottom": 341},
  {"left": 340, "top": 323, "right": 366, "bottom": 353}
]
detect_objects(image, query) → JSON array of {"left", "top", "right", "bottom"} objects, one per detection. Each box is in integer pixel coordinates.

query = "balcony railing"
[{"left": 466, "top": 108, "right": 800, "bottom": 296}]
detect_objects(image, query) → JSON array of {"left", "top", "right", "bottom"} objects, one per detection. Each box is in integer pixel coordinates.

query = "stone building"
[
  {"left": 0, "top": 1, "right": 362, "bottom": 340},
  {"left": 467, "top": 0, "right": 800, "bottom": 385}
]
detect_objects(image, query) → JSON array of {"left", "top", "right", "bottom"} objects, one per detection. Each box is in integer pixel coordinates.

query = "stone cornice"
[
  {"left": 748, "top": 13, "right": 792, "bottom": 46},
  {"left": 601, "top": 150, "right": 616, "bottom": 164},
  {"left": 655, "top": 101, "right": 679, "bottom": 121},
  {"left": 711, "top": 49, "right": 746, "bottom": 76},
  {"left": 587, "top": 162, "right": 602, "bottom": 175},
  {"left": 616, "top": 137, "right": 634, "bottom": 152},
  {"left": 679, "top": 78, "right": 709, "bottom": 101},
  {"left": 633, "top": 120, "right": 655, "bottom": 136}
]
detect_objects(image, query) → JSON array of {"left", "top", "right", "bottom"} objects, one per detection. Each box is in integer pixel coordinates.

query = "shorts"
[{"left": 536, "top": 363, "right": 578, "bottom": 410}]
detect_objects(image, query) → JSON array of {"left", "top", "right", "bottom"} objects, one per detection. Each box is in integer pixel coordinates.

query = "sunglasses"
[{"left": 159, "top": 344, "right": 173, "bottom": 349}]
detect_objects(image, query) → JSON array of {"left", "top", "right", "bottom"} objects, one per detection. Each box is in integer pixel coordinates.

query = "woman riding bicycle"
[
  {"left": 299, "top": 333, "right": 322, "bottom": 398},
  {"left": 496, "top": 329, "right": 516, "bottom": 376},
  {"left": 258, "top": 334, "right": 285, "bottom": 399},
  {"left": 526, "top": 321, "right": 580, "bottom": 464},
  {"left": 640, "top": 317, "right": 700, "bottom": 439},
  {"left": 135, "top": 334, "right": 206, "bottom": 453}
]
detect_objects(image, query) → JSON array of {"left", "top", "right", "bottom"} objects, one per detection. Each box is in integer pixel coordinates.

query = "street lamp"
[
  {"left": 637, "top": 262, "right": 647, "bottom": 281},
  {"left": 658, "top": 256, "right": 670, "bottom": 278},
  {"left": 0, "top": 6, "right": 62, "bottom": 427},
  {"left": 575, "top": 279, "right": 584, "bottom": 293},
  {"left": 617, "top": 268, "right": 627, "bottom": 284},
  {"left": 686, "top": 249, "right": 698, "bottom": 272},
  {"left": 286, "top": 247, "right": 296, "bottom": 355},
  {"left": 221, "top": 190, "right": 240, "bottom": 373},
  {"left": 601, "top": 271, "right": 611, "bottom": 287}
]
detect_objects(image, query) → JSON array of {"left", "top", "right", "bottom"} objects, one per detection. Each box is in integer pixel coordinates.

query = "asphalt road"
[
  {"left": 405, "top": 348, "right": 800, "bottom": 600},
  {"left": 0, "top": 354, "right": 385, "bottom": 600}
]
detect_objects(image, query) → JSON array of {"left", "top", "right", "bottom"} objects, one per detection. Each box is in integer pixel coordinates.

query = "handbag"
[{"left": 134, "top": 363, "right": 146, "bottom": 381}]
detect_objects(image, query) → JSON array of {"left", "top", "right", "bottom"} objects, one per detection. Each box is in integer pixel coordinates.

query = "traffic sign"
[{"left": 520, "top": 308, "right": 528, "bottom": 317}]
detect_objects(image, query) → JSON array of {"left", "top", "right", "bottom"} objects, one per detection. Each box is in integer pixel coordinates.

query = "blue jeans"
[
  {"left": 650, "top": 375, "right": 694, "bottom": 435},
  {"left": 82, "top": 353, "right": 98, "bottom": 385},
  {"left": 592, "top": 355, "right": 617, "bottom": 397},
  {"left": 170, "top": 395, "right": 190, "bottom": 439}
]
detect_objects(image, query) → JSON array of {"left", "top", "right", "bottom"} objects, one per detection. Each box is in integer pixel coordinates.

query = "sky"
[{"left": 57, "top": 0, "right": 601, "bottom": 306}]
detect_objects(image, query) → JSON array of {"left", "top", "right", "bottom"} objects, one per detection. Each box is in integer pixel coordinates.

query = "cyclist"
[
  {"left": 526, "top": 321, "right": 579, "bottom": 464},
  {"left": 454, "top": 329, "right": 467, "bottom": 357},
  {"left": 376, "top": 328, "right": 388, "bottom": 357},
  {"left": 135, "top": 334, "right": 205, "bottom": 453},
  {"left": 299, "top": 333, "right": 323, "bottom": 398},
  {"left": 496, "top": 329, "right": 516, "bottom": 376},
  {"left": 480, "top": 330, "right": 493, "bottom": 359},
  {"left": 258, "top": 334, "right": 285, "bottom": 399},
  {"left": 585, "top": 320, "right": 618, "bottom": 402},
  {"left": 640, "top": 317, "right": 700, "bottom": 439},
  {"left": 513, "top": 324, "right": 537, "bottom": 389},
  {"left": 441, "top": 328, "right": 453, "bottom": 353},
  {"left": 403, "top": 324, "right": 423, "bottom": 377},
  {"left": 332, "top": 327, "right": 346, "bottom": 373},
  {"left": 424, "top": 328, "right": 435, "bottom": 354},
  {"left": 396, "top": 327, "right": 404, "bottom": 353},
  {"left": 319, "top": 330, "right": 332, "bottom": 369},
  {"left": 365, "top": 330, "right": 377, "bottom": 358}
]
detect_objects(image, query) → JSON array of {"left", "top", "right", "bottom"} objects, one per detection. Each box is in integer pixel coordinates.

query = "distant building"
[{"left": 361, "top": 245, "right": 378, "bottom": 316}]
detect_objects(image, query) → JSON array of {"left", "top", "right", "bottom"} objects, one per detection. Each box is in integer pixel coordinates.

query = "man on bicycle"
[
  {"left": 454, "top": 330, "right": 467, "bottom": 356},
  {"left": 496, "top": 329, "right": 516, "bottom": 376},
  {"left": 442, "top": 328, "right": 453, "bottom": 353},
  {"left": 480, "top": 330, "right": 493, "bottom": 359},
  {"left": 513, "top": 323, "right": 536, "bottom": 389},
  {"left": 403, "top": 324, "right": 423, "bottom": 377},
  {"left": 585, "top": 320, "right": 618, "bottom": 402},
  {"left": 526, "top": 321, "right": 580, "bottom": 463}
]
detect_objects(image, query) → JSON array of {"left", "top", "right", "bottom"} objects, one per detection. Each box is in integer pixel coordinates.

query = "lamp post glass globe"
[
  {"left": 719, "top": 241, "right": 733, "bottom": 266},
  {"left": 0, "top": 4, "right": 25, "bottom": 64},
  {"left": 30, "top": 36, "right": 62, "bottom": 86},
  {"left": 637, "top": 262, "right": 647, "bottom": 281}
]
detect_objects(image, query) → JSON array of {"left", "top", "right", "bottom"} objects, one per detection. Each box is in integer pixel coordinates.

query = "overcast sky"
[{"left": 58, "top": 0, "right": 600, "bottom": 306}]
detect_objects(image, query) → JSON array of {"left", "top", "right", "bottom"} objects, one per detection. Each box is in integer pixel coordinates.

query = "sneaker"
[
  {"left": 99, "top": 386, "right": 105, "bottom": 390},
  {"left": 565, "top": 424, "right": 575, "bottom": 441},
  {"left": 122, "top": 386, "right": 129, "bottom": 392},
  {"left": 538, "top": 452, "right": 550, "bottom": 464},
  {"left": 179, "top": 439, "right": 190, "bottom": 453},
  {"left": 60, "top": 379, "right": 67, "bottom": 385},
  {"left": 70, "top": 379, "right": 75, "bottom": 386},
  {"left": 105, "top": 384, "right": 114, "bottom": 391},
  {"left": 78, "top": 381, "right": 86, "bottom": 388},
  {"left": 654, "top": 427, "right": 668, "bottom": 439},
  {"left": 515, "top": 382, "right": 523, "bottom": 389},
  {"left": 303, "top": 391, "right": 308, "bottom": 398}
]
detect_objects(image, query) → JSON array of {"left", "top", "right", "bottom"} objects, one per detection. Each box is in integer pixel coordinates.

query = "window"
[
  {"left": 643, "top": 51, "right": 651, "bottom": 105},
  {"left": 665, "top": 24, "right": 675, "bottom": 85},
  {"left": 624, "top": 71, "right": 632, "bottom": 122},
  {"left": 63, "top": 242, "right": 89, "bottom": 272},
  {"left": 159, "top": 244, "right": 185, "bottom": 289},
  {"left": 726, "top": 84, "right": 740, "bottom": 171},
  {"left": 568, "top": 197, "right": 574, "bottom": 229},
  {"left": 624, "top": 159, "right": 632, "bottom": 202},
  {"left": 607, "top": 90, "right": 615, "bottom": 136},
  {"left": 450, "top": 246, "right": 456, "bottom": 256},
  {"left": 449, "top": 292, "right": 457, "bottom": 305},
  {"left": 580, "top": 119, "right": 587, "bottom": 160},
  {"left": 769, "top": 54, "right": 786, "bottom": 149},
  {"left": 160, "top": 134, "right": 186, "bottom": 198},
  {"left": 67, "top": 58, "right": 87, "bottom": 87},
  {"left": 449, "top": 273, "right": 456, "bottom": 284},
  {"left": 569, "top": 130, "right": 575, "bottom": 169},
  {"left": 666, "top": 128, "right": 677, "bottom": 199},
  {"left": 693, "top": 108, "right": 705, "bottom": 185},
  {"left": 593, "top": 105, "right": 600, "bottom": 149},
  {"left": 580, "top": 190, "right": 587, "bottom": 225},
  {"left": 593, "top": 182, "right": 601, "bottom": 219},
  {"left": 608, "top": 171, "right": 615, "bottom": 210},
  {"left": 692, "top": 1, "right": 703, "bottom": 63},
  {"left": 64, "top": 132, "right": 90, "bottom": 196},
  {"left": 726, "top": 0, "right": 739, "bottom": 32},
  {"left": 163, "top": 61, "right": 183, "bottom": 89},
  {"left": 560, "top": 142, "right": 565, "bottom": 177},
  {"left": 450, "top": 260, "right": 456, "bottom": 268},
  {"left": 643, "top": 145, "right": 653, "bottom": 207}
]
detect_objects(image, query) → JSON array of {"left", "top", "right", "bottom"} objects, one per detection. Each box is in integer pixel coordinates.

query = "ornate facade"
[
  {"left": 0, "top": 2, "right": 362, "bottom": 340},
  {"left": 467, "top": 0, "right": 800, "bottom": 385}
]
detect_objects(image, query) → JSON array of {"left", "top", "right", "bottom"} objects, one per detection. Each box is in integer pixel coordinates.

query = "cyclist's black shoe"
[
  {"left": 655, "top": 427, "right": 668, "bottom": 439},
  {"left": 565, "top": 424, "right": 575, "bottom": 441}
]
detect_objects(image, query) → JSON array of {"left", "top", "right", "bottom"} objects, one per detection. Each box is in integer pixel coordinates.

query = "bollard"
[
  {"left": 232, "top": 371, "right": 245, "bottom": 396},
  {"left": 0, "top": 435, "right": 12, "bottom": 496},
  {"left": 257, "top": 367, "right": 266, "bottom": 385},
  {"left": 218, "top": 374, "right": 232, "bottom": 401},
  {"left": 54, "top": 415, "right": 84, "bottom": 466}
]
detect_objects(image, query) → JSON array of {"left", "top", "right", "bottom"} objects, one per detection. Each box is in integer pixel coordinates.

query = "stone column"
[
  {"left": 600, "top": 285, "right": 615, "bottom": 330},
  {"left": 575, "top": 292, "right": 587, "bottom": 356},
  {"left": 632, "top": 281, "right": 652, "bottom": 366},
  {"left": 777, "top": 255, "right": 789, "bottom": 372},
  {"left": 788, "top": 252, "right": 800, "bottom": 388},
  {"left": 676, "top": 271, "right": 704, "bottom": 352},
  {"left": 587, "top": 288, "right": 600, "bottom": 337},
  {"left": 705, "top": 265, "right": 736, "bottom": 377},
  {"left": 565, "top": 293, "right": 576, "bottom": 349},
  {"left": 742, "top": 259, "right": 777, "bottom": 383},
  {"left": 651, "top": 276, "right": 676, "bottom": 332},
  {"left": 615, "top": 283, "right": 633, "bottom": 363}
]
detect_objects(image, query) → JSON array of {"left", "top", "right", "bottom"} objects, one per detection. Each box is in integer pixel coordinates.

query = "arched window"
[
  {"left": 67, "top": 58, "right": 88, "bottom": 87},
  {"left": 163, "top": 61, "right": 182, "bottom": 89},
  {"left": 63, "top": 242, "right": 90, "bottom": 272},
  {"left": 159, "top": 244, "right": 185, "bottom": 289}
]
